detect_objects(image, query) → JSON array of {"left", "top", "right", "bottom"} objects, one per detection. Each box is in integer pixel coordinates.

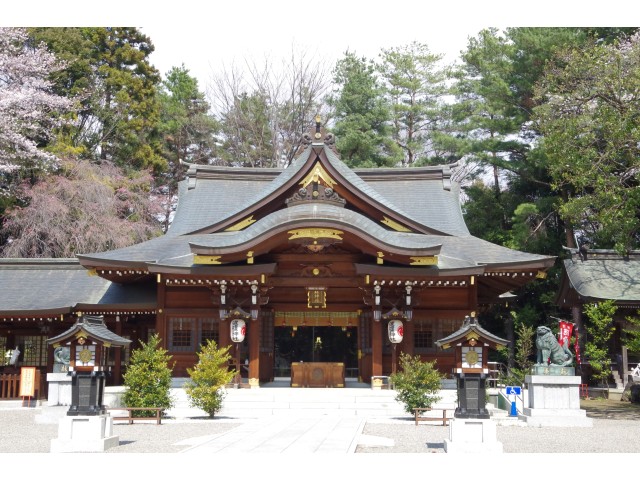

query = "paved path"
[{"left": 180, "top": 416, "right": 365, "bottom": 454}]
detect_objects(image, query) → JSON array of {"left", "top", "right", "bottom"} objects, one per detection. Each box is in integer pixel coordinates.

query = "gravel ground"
[
  {"left": 357, "top": 418, "right": 640, "bottom": 453},
  {"left": 1, "top": 406, "right": 639, "bottom": 455}
]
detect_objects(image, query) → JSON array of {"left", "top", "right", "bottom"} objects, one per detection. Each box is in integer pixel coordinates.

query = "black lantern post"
[
  {"left": 435, "top": 314, "right": 508, "bottom": 419},
  {"left": 47, "top": 315, "right": 131, "bottom": 416}
]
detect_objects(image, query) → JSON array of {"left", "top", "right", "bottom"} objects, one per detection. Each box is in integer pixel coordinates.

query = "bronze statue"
[{"left": 535, "top": 325, "right": 574, "bottom": 367}]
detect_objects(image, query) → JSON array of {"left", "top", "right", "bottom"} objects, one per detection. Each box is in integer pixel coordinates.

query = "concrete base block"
[
  {"left": 521, "top": 375, "right": 592, "bottom": 427},
  {"left": 444, "top": 418, "right": 503, "bottom": 453},
  {"left": 519, "top": 408, "right": 593, "bottom": 427},
  {"left": 50, "top": 414, "right": 119, "bottom": 453}
]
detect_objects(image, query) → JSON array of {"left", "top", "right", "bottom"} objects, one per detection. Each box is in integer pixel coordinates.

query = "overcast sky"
[{"left": 6, "top": 1, "right": 633, "bottom": 92}]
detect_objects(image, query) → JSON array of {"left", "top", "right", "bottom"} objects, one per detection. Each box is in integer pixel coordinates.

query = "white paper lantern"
[
  {"left": 388, "top": 320, "right": 404, "bottom": 344},
  {"left": 230, "top": 319, "right": 246, "bottom": 343}
]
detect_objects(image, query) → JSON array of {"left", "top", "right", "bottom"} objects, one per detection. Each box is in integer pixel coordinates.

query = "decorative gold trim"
[
  {"left": 225, "top": 215, "right": 256, "bottom": 232},
  {"left": 87, "top": 268, "right": 97, "bottom": 276},
  {"left": 247, "top": 251, "right": 254, "bottom": 264},
  {"left": 193, "top": 255, "right": 222, "bottom": 265},
  {"left": 536, "top": 270, "right": 547, "bottom": 279},
  {"left": 299, "top": 162, "right": 337, "bottom": 189},
  {"left": 75, "top": 332, "right": 88, "bottom": 340},
  {"left": 377, "top": 252, "right": 384, "bottom": 265},
  {"left": 157, "top": 273, "right": 161, "bottom": 283},
  {"left": 103, "top": 342, "right": 111, "bottom": 348},
  {"left": 261, "top": 274, "right": 265, "bottom": 284},
  {"left": 410, "top": 256, "right": 438, "bottom": 266},
  {"left": 470, "top": 275, "right": 475, "bottom": 285},
  {"left": 365, "top": 274, "right": 370, "bottom": 285},
  {"left": 288, "top": 228, "right": 343, "bottom": 241},
  {"left": 465, "top": 332, "right": 480, "bottom": 341},
  {"left": 381, "top": 216, "right": 412, "bottom": 232},
  {"left": 440, "top": 343, "right": 451, "bottom": 350}
]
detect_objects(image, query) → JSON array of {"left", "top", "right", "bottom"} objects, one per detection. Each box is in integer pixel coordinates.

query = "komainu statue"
[{"left": 535, "top": 325, "right": 574, "bottom": 366}]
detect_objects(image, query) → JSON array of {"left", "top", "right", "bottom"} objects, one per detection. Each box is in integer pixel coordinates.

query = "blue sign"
[{"left": 505, "top": 386, "right": 521, "bottom": 395}]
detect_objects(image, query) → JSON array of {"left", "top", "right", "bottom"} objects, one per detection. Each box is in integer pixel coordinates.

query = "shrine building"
[{"left": 0, "top": 127, "right": 555, "bottom": 389}]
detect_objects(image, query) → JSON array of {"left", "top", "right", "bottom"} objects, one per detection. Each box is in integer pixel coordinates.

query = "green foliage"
[
  {"left": 377, "top": 41, "right": 449, "bottom": 166},
  {"left": 499, "top": 314, "right": 535, "bottom": 386},
  {"left": 390, "top": 352, "right": 443, "bottom": 414},
  {"left": 184, "top": 339, "right": 235, "bottom": 418},
  {"left": 584, "top": 300, "right": 617, "bottom": 387},
  {"left": 123, "top": 334, "right": 174, "bottom": 417},
  {"left": 328, "top": 52, "right": 401, "bottom": 167},
  {"left": 534, "top": 35, "right": 640, "bottom": 252},
  {"left": 623, "top": 312, "right": 640, "bottom": 354}
]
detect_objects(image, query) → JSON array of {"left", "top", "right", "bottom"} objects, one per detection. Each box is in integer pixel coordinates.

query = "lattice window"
[
  {"left": 15, "top": 335, "right": 47, "bottom": 366},
  {"left": 0, "top": 337, "right": 7, "bottom": 366},
  {"left": 106, "top": 336, "right": 130, "bottom": 366},
  {"left": 169, "top": 317, "right": 194, "bottom": 352},
  {"left": 414, "top": 320, "right": 434, "bottom": 351},
  {"left": 199, "top": 318, "right": 219, "bottom": 347}
]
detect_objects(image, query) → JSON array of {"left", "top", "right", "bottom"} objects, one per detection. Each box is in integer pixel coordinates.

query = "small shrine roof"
[
  {"left": 47, "top": 314, "right": 131, "bottom": 346},
  {"left": 435, "top": 315, "right": 508, "bottom": 349}
]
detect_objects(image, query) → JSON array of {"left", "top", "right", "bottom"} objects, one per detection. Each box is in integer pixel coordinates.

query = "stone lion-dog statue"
[{"left": 535, "top": 325, "right": 574, "bottom": 366}]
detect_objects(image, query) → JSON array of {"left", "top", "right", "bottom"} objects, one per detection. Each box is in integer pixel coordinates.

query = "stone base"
[
  {"left": 249, "top": 378, "right": 260, "bottom": 389},
  {"left": 444, "top": 418, "right": 503, "bottom": 454},
  {"left": 521, "top": 374, "right": 592, "bottom": 427},
  {"left": 519, "top": 407, "right": 593, "bottom": 427},
  {"left": 50, "top": 414, "right": 119, "bottom": 453},
  {"left": 46, "top": 372, "right": 72, "bottom": 406}
]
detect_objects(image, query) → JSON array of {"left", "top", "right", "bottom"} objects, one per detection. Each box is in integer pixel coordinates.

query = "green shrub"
[
  {"left": 390, "top": 352, "right": 443, "bottom": 414},
  {"left": 122, "top": 334, "right": 174, "bottom": 417},
  {"left": 184, "top": 339, "right": 235, "bottom": 418}
]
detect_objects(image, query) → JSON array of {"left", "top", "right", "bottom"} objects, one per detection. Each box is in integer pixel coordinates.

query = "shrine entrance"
[{"left": 273, "top": 326, "right": 358, "bottom": 379}]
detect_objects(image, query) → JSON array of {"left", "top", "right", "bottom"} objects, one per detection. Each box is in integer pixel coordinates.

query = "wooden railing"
[{"left": 0, "top": 374, "right": 20, "bottom": 399}]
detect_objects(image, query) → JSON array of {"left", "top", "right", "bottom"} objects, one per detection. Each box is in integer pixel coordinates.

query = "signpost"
[
  {"left": 505, "top": 386, "right": 521, "bottom": 416},
  {"left": 19, "top": 367, "right": 38, "bottom": 407}
]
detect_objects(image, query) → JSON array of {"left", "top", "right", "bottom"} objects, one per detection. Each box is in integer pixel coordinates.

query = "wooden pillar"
[
  {"left": 248, "top": 315, "right": 261, "bottom": 387},
  {"left": 371, "top": 316, "right": 382, "bottom": 377},
  {"left": 156, "top": 273, "right": 167, "bottom": 348},
  {"left": 114, "top": 316, "right": 122, "bottom": 385},
  {"left": 219, "top": 319, "right": 230, "bottom": 350},
  {"left": 401, "top": 320, "right": 414, "bottom": 357}
]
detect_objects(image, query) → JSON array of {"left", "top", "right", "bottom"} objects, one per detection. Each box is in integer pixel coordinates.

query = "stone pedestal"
[
  {"left": 46, "top": 372, "right": 72, "bottom": 406},
  {"left": 444, "top": 418, "right": 503, "bottom": 453},
  {"left": 50, "top": 414, "right": 119, "bottom": 453},
  {"left": 520, "top": 375, "right": 592, "bottom": 427}
]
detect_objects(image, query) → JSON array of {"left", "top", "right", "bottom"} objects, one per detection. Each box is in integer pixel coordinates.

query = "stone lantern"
[
  {"left": 435, "top": 313, "right": 508, "bottom": 453},
  {"left": 48, "top": 315, "right": 130, "bottom": 452}
]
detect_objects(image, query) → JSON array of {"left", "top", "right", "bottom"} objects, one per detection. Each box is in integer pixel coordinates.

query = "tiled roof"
[
  {"left": 47, "top": 315, "right": 131, "bottom": 346},
  {"left": 0, "top": 259, "right": 156, "bottom": 314},
  {"left": 562, "top": 249, "right": 640, "bottom": 302},
  {"left": 435, "top": 315, "right": 509, "bottom": 348}
]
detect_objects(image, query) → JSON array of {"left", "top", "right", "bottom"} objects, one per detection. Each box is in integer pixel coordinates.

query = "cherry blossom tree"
[{"left": 0, "top": 27, "right": 74, "bottom": 174}]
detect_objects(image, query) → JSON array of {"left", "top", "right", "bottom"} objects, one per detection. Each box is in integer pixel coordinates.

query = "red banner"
[{"left": 558, "top": 321, "right": 574, "bottom": 348}]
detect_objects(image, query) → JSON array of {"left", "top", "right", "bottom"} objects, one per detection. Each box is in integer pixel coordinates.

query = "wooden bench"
[
  {"left": 107, "top": 407, "right": 163, "bottom": 425},
  {"left": 414, "top": 408, "right": 452, "bottom": 426}
]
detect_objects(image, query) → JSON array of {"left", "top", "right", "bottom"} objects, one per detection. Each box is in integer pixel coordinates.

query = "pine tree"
[
  {"left": 123, "top": 334, "right": 174, "bottom": 417},
  {"left": 184, "top": 339, "right": 235, "bottom": 418}
]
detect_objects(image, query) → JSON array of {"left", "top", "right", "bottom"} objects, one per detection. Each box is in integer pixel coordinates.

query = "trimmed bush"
[{"left": 390, "top": 352, "right": 443, "bottom": 414}]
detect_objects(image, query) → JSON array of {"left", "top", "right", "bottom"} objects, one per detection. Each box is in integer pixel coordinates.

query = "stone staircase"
[{"left": 165, "top": 378, "right": 458, "bottom": 420}]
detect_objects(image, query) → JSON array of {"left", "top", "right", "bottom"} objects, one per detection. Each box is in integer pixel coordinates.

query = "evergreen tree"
[
  {"left": 390, "top": 352, "right": 442, "bottom": 414},
  {"left": 377, "top": 41, "right": 449, "bottom": 166},
  {"left": 157, "top": 65, "right": 218, "bottom": 230},
  {"left": 583, "top": 300, "right": 617, "bottom": 389},
  {"left": 28, "top": 27, "right": 164, "bottom": 172},
  {"left": 185, "top": 339, "right": 235, "bottom": 418},
  {"left": 534, "top": 33, "right": 640, "bottom": 253},
  {"left": 328, "top": 52, "right": 401, "bottom": 168},
  {"left": 123, "top": 334, "right": 174, "bottom": 417}
]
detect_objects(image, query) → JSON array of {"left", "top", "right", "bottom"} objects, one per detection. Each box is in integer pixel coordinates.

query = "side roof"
[
  {"left": 0, "top": 259, "right": 156, "bottom": 316},
  {"left": 558, "top": 248, "right": 640, "bottom": 305}
]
